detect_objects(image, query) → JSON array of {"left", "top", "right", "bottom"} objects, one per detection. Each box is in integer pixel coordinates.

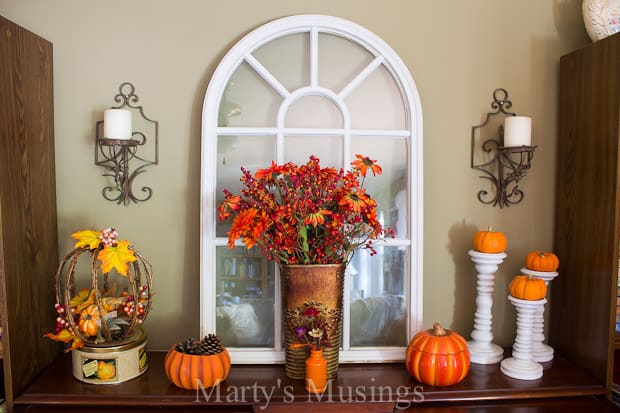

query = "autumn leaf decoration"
[
  {"left": 71, "top": 229, "right": 101, "bottom": 250},
  {"left": 98, "top": 240, "right": 136, "bottom": 276},
  {"left": 71, "top": 227, "right": 137, "bottom": 276}
]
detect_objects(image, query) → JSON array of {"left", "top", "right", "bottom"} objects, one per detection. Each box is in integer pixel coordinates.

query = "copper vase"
[{"left": 281, "top": 263, "right": 345, "bottom": 379}]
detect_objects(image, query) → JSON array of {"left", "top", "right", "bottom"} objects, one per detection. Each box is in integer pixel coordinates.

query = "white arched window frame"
[{"left": 200, "top": 14, "right": 423, "bottom": 363}]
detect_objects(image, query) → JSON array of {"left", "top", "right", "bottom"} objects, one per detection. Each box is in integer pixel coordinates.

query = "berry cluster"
[
  {"left": 98, "top": 227, "right": 118, "bottom": 247},
  {"left": 53, "top": 303, "right": 70, "bottom": 333},
  {"left": 121, "top": 287, "right": 148, "bottom": 322}
]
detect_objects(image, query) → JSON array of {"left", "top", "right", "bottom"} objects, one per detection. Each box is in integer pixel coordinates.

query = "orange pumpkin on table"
[
  {"left": 509, "top": 275, "right": 547, "bottom": 300},
  {"left": 473, "top": 226, "right": 507, "bottom": 253},
  {"left": 405, "top": 323, "right": 470, "bottom": 387},
  {"left": 525, "top": 250, "right": 559, "bottom": 272},
  {"left": 164, "top": 335, "right": 231, "bottom": 390}
]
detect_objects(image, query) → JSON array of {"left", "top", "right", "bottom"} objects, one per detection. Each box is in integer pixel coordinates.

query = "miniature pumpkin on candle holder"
[
  {"left": 509, "top": 275, "right": 547, "bottom": 301},
  {"left": 525, "top": 250, "right": 559, "bottom": 272},
  {"left": 473, "top": 226, "right": 507, "bottom": 253}
]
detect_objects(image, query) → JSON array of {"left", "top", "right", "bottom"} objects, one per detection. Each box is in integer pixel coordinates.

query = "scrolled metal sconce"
[
  {"left": 95, "top": 82, "right": 158, "bottom": 205},
  {"left": 471, "top": 88, "right": 536, "bottom": 208}
]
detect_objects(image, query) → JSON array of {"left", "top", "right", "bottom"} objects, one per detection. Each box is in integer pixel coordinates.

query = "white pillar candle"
[
  {"left": 103, "top": 109, "right": 132, "bottom": 140},
  {"left": 503, "top": 116, "right": 532, "bottom": 147}
]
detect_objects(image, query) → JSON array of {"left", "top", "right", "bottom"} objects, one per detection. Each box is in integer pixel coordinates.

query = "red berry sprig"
[
  {"left": 99, "top": 227, "right": 119, "bottom": 247},
  {"left": 54, "top": 303, "right": 69, "bottom": 333}
]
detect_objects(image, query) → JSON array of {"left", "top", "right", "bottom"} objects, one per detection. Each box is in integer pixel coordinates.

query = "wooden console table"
[{"left": 12, "top": 351, "right": 619, "bottom": 412}]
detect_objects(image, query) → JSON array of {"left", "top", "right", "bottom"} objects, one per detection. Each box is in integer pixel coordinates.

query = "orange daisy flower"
[
  {"left": 304, "top": 210, "right": 333, "bottom": 227},
  {"left": 227, "top": 208, "right": 258, "bottom": 247},
  {"left": 255, "top": 161, "right": 290, "bottom": 180},
  {"left": 351, "top": 154, "right": 382, "bottom": 177},
  {"left": 339, "top": 191, "right": 367, "bottom": 212},
  {"left": 218, "top": 195, "right": 241, "bottom": 221}
]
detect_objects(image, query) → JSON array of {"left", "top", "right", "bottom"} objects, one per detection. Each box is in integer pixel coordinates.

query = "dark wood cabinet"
[
  {"left": 552, "top": 31, "right": 620, "bottom": 394},
  {"left": 0, "top": 15, "right": 60, "bottom": 413}
]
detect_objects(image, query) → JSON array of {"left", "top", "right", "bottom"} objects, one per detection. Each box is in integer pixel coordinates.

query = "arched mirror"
[{"left": 200, "top": 14, "right": 423, "bottom": 363}]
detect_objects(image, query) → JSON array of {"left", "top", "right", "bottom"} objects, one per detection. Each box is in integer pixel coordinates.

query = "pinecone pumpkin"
[{"left": 164, "top": 334, "right": 231, "bottom": 390}]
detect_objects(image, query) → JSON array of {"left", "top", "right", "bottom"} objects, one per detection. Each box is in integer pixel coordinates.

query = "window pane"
[
  {"left": 318, "top": 33, "right": 374, "bottom": 91},
  {"left": 219, "top": 61, "right": 282, "bottom": 127},
  {"left": 216, "top": 135, "right": 276, "bottom": 237},
  {"left": 253, "top": 32, "right": 309, "bottom": 92},
  {"left": 345, "top": 64, "right": 407, "bottom": 130},
  {"left": 283, "top": 135, "right": 343, "bottom": 167},
  {"left": 349, "top": 246, "right": 408, "bottom": 347},
  {"left": 351, "top": 137, "right": 408, "bottom": 237},
  {"left": 285, "top": 95, "right": 342, "bottom": 129},
  {"left": 216, "top": 246, "right": 276, "bottom": 347}
]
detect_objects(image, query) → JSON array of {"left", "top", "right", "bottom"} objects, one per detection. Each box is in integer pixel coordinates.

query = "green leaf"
[{"left": 300, "top": 226, "right": 309, "bottom": 252}]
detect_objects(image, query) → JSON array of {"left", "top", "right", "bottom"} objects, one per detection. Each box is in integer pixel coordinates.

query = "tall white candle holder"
[
  {"left": 466, "top": 249, "right": 507, "bottom": 364},
  {"left": 500, "top": 295, "right": 546, "bottom": 380},
  {"left": 520, "top": 267, "right": 558, "bottom": 362}
]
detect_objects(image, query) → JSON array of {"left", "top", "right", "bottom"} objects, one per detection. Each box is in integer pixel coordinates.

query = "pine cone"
[
  {"left": 176, "top": 335, "right": 224, "bottom": 355},
  {"left": 200, "top": 334, "right": 224, "bottom": 355},
  {"left": 176, "top": 338, "right": 202, "bottom": 355}
]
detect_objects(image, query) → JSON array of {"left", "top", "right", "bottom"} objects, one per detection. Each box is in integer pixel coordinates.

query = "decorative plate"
[{"left": 583, "top": 0, "right": 620, "bottom": 41}]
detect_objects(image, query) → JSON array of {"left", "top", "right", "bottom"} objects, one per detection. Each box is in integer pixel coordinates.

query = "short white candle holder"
[
  {"left": 500, "top": 295, "right": 546, "bottom": 380},
  {"left": 521, "top": 267, "right": 558, "bottom": 363},
  {"left": 466, "top": 249, "right": 507, "bottom": 364}
]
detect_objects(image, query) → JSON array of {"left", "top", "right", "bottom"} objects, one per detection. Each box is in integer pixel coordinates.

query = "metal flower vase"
[{"left": 281, "top": 264, "right": 345, "bottom": 380}]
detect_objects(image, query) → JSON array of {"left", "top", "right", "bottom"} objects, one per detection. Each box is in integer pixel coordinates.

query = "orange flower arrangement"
[{"left": 219, "top": 155, "right": 393, "bottom": 265}]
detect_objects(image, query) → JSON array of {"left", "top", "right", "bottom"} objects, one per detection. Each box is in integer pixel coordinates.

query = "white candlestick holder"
[
  {"left": 500, "top": 295, "right": 546, "bottom": 380},
  {"left": 466, "top": 249, "right": 507, "bottom": 364},
  {"left": 520, "top": 267, "right": 558, "bottom": 362}
]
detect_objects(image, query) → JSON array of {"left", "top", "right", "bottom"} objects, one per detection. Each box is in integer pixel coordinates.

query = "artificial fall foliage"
[
  {"left": 71, "top": 229, "right": 101, "bottom": 250},
  {"left": 97, "top": 240, "right": 137, "bottom": 276},
  {"left": 45, "top": 228, "right": 149, "bottom": 352},
  {"left": 218, "top": 155, "right": 393, "bottom": 265},
  {"left": 71, "top": 228, "right": 137, "bottom": 276}
]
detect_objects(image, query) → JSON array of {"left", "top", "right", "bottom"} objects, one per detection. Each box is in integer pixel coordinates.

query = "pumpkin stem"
[
  {"left": 432, "top": 322, "right": 447, "bottom": 336},
  {"left": 487, "top": 225, "right": 493, "bottom": 232}
]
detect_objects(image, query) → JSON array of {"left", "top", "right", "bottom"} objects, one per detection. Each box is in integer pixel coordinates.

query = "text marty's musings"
[{"left": 195, "top": 378, "right": 425, "bottom": 410}]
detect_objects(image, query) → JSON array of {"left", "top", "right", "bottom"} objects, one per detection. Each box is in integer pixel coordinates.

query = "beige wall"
[{"left": 0, "top": 0, "right": 589, "bottom": 350}]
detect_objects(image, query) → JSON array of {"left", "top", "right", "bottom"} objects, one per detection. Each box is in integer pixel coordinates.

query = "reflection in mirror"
[
  {"left": 253, "top": 32, "right": 309, "bottom": 92},
  {"left": 285, "top": 95, "right": 342, "bottom": 129},
  {"left": 216, "top": 246, "right": 276, "bottom": 348},
  {"left": 318, "top": 32, "right": 374, "bottom": 92},
  {"left": 216, "top": 136, "right": 276, "bottom": 237},
  {"left": 351, "top": 137, "right": 408, "bottom": 236},
  {"left": 349, "top": 247, "right": 407, "bottom": 347},
  {"left": 346, "top": 64, "right": 406, "bottom": 130},
  {"left": 283, "top": 135, "right": 343, "bottom": 167},
  {"left": 219, "top": 61, "right": 282, "bottom": 127}
]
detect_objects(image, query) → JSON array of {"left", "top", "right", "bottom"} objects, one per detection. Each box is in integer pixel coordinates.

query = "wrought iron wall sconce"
[
  {"left": 95, "top": 82, "right": 158, "bottom": 205},
  {"left": 471, "top": 88, "right": 536, "bottom": 208}
]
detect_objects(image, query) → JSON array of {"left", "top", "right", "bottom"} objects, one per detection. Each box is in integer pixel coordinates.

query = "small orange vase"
[{"left": 305, "top": 349, "right": 328, "bottom": 393}]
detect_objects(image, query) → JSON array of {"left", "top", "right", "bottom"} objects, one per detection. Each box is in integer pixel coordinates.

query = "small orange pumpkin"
[
  {"left": 78, "top": 304, "right": 100, "bottom": 336},
  {"left": 473, "top": 226, "right": 507, "bottom": 253},
  {"left": 164, "top": 347, "right": 231, "bottom": 390},
  {"left": 509, "top": 275, "right": 547, "bottom": 300},
  {"left": 405, "top": 322, "right": 470, "bottom": 387},
  {"left": 525, "top": 250, "right": 559, "bottom": 272}
]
